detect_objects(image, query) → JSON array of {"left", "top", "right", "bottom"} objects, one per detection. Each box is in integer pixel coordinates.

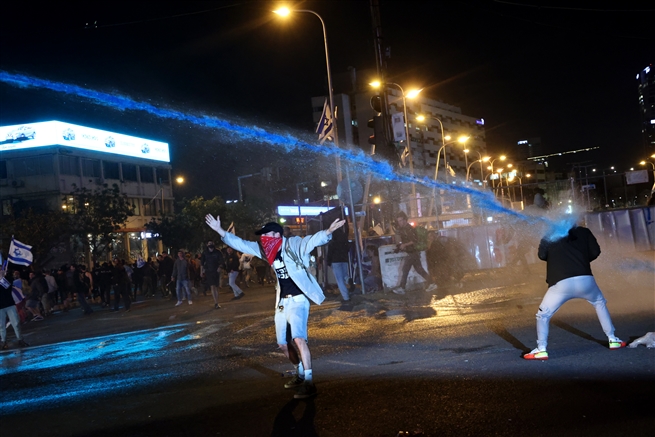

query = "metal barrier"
[
  {"left": 428, "top": 206, "right": 654, "bottom": 272},
  {"left": 584, "top": 206, "right": 655, "bottom": 252}
]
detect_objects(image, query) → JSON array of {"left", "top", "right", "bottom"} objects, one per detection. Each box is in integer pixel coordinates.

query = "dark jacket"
[
  {"left": 159, "top": 256, "right": 174, "bottom": 278},
  {"left": 538, "top": 226, "right": 600, "bottom": 287},
  {"left": 112, "top": 265, "right": 129, "bottom": 286},
  {"left": 201, "top": 248, "right": 225, "bottom": 274},
  {"left": 29, "top": 274, "right": 48, "bottom": 300},
  {"left": 225, "top": 251, "right": 240, "bottom": 272},
  {"left": 396, "top": 223, "right": 419, "bottom": 253},
  {"left": 327, "top": 220, "right": 350, "bottom": 265},
  {"left": 0, "top": 286, "right": 15, "bottom": 309},
  {"left": 171, "top": 258, "right": 189, "bottom": 281}
]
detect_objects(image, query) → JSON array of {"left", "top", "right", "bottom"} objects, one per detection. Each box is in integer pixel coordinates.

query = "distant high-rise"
[
  {"left": 637, "top": 64, "right": 654, "bottom": 153},
  {"left": 516, "top": 137, "right": 543, "bottom": 160}
]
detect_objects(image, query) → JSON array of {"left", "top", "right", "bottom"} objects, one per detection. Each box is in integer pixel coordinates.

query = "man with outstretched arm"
[{"left": 206, "top": 214, "right": 345, "bottom": 399}]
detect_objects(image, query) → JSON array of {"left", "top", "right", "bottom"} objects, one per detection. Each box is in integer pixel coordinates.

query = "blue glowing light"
[
  {"left": 0, "top": 71, "right": 571, "bottom": 239},
  {"left": 0, "top": 324, "right": 188, "bottom": 413}
]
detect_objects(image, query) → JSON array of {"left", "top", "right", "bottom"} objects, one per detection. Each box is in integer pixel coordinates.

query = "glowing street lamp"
[
  {"left": 488, "top": 155, "right": 506, "bottom": 188},
  {"left": 370, "top": 81, "right": 422, "bottom": 179},
  {"left": 415, "top": 113, "right": 470, "bottom": 183},
  {"left": 274, "top": 6, "right": 341, "bottom": 180},
  {"left": 467, "top": 155, "right": 490, "bottom": 182},
  {"left": 175, "top": 176, "right": 184, "bottom": 184},
  {"left": 370, "top": 81, "right": 422, "bottom": 214}
]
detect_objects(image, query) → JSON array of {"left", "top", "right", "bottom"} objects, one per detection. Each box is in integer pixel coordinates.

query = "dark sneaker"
[
  {"left": 214, "top": 303, "right": 221, "bottom": 309},
  {"left": 1, "top": 341, "right": 8, "bottom": 350},
  {"left": 284, "top": 375, "right": 305, "bottom": 389},
  {"left": 17, "top": 339, "right": 30, "bottom": 348},
  {"left": 294, "top": 381, "right": 317, "bottom": 399}
]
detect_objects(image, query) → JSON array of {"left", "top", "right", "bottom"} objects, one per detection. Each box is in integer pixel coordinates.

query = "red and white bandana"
[{"left": 260, "top": 236, "right": 282, "bottom": 265}]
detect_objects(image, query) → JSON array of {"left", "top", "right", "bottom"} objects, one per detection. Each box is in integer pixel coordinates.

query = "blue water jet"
[{"left": 0, "top": 71, "right": 574, "bottom": 240}]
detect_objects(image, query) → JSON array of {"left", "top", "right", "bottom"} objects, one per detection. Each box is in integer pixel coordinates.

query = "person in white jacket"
[{"left": 206, "top": 214, "right": 344, "bottom": 399}]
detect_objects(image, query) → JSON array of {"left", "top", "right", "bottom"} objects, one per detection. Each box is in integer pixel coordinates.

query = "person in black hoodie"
[
  {"left": 201, "top": 241, "right": 225, "bottom": 309},
  {"left": 524, "top": 224, "right": 626, "bottom": 360},
  {"left": 111, "top": 259, "right": 131, "bottom": 312}
]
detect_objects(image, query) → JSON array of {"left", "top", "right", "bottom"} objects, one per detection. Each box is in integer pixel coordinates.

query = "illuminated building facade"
[{"left": 0, "top": 120, "right": 173, "bottom": 261}]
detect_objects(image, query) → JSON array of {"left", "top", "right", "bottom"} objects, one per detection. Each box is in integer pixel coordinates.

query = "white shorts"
[{"left": 275, "top": 294, "right": 309, "bottom": 345}]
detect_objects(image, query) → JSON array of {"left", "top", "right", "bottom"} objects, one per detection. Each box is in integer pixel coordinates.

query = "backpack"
[{"left": 414, "top": 227, "right": 428, "bottom": 252}]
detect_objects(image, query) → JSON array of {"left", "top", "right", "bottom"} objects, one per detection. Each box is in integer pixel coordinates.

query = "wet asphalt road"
[{"left": 1, "top": 260, "right": 654, "bottom": 437}]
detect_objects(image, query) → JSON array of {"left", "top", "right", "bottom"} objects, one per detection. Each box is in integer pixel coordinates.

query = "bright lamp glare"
[
  {"left": 369, "top": 81, "right": 381, "bottom": 88},
  {"left": 406, "top": 89, "right": 422, "bottom": 99},
  {"left": 273, "top": 7, "right": 291, "bottom": 16}
]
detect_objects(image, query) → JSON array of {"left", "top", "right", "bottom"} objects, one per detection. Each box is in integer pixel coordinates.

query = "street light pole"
[
  {"left": 488, "top": 156, "right": 506, "bottom": 189},
  {"left": 274, "top": 8, "right": 342, "bottom": 181},
  {"left": 371, "top": 82, "right": 421, "bottom": 216},
  {"left": 639, "top": 160, "right": 655, "bottom": 192},
  {"left": 467, "top": 159, "right": 483, "bottom": 182},
  {"left": 238, "top": 173, "right": 260, "bottom": 203}
]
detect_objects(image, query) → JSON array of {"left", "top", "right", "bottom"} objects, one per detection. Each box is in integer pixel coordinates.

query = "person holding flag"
[
  {"left": 205, "top": 214, "right": 345, "bottom": 399},
  {"left": 1, "top": 262, "right": 29, "bottom": 350}
]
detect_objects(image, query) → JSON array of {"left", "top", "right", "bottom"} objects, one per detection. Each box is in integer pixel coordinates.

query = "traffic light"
[{"left": 367, "top": 115, "right": 384, "bottom": 155}]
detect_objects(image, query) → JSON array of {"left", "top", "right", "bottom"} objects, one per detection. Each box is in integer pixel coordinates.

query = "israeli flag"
[
  {"left": 8, "top": 237, "right": 33, "bottom": 266},
  {"left": 0, "top": 257, "right": 9, "bottom": 289},
  {"left": 316, "top": 99, "right": 334, "bottom": 144}
]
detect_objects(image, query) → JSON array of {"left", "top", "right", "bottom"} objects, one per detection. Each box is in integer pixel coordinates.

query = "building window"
[
  {"left": 127, "top": 197, "right": 141, "bottom": 216},
  {"left": 14, "top": 156, "right": 54, "bottom": 177},
  {"left": 2, "top": 199, "right": 12, "bottom": 216},
  {"left": 59, "top": 155, "right": 80, "bottom": 176},
  {"left": 103, "top": 161, "right": 120, "bottom": 180},
  {"left": 122, "top": 164, "right": 138, "bottom": 181},
  {"left": 81, "top": 159, "right": 100, "bottom": 177},
  {"left": 156, "top": 168, "right": 169, "bottom": 184},
  {"left": 139, "top": 166, "right": 155, "bottom": 183},
  {"left": 142, "top": 199, "right": 156, "bottom": 216},
  {"left": 61, "top": 195, "right": 77, "bottom": 214}
]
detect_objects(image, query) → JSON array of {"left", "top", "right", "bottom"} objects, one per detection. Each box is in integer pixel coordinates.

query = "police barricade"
[{"left": 378, "top": 245, "right": 430, "bottom": 290}]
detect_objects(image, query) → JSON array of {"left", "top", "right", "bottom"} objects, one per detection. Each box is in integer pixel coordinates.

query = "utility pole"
[{"left": 370, "top": 0, "right": 392, "bottom": 161}]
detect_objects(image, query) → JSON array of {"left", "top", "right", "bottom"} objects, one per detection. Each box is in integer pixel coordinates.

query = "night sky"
[{"left": 0, "top": 1, "right": 652, "bottom": 200}]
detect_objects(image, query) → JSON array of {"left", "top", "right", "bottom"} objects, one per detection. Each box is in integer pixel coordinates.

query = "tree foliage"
[
  {"left": 146, "top": 195, "right": 275, "bottom": 254},
  {"left": 0, "top": 207, "right": 70, "bottom": 268},
  {"left": 67, "top": 184, "right": 133, "bottom": 262}
]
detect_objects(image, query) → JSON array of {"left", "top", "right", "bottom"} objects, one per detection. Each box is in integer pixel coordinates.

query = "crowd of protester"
[
  {"left": 1, "top": 228, "right": 479, "bottom": 350},
  {"left": 0, "top": 244, "right": 279, "bottom": 348}
]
